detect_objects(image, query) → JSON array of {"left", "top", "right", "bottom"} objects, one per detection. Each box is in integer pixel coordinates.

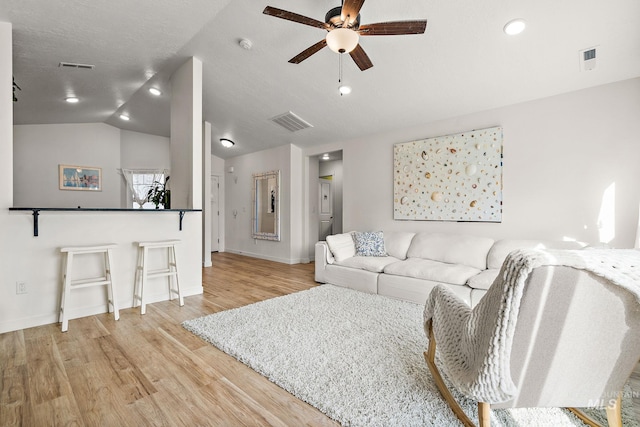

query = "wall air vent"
[
  {"left": 58, "top": 62, "right": 95, "bottom": 70},
  {"left": 579, "top": 47, "right": 597, "bottom": 71},
  {"left": 269, "top": 111, "right": 313, "bottom": 132}
]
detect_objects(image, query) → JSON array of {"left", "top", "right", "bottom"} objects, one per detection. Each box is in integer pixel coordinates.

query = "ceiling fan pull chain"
[{"left": 338, "top": 53, "right": 344, "bottom": 96}]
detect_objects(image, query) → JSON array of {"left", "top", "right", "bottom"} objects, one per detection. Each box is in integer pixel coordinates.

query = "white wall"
[
  {"left": 13, "top": 125, "right": 171, "bottom": 209},
  {"left": 13, "top": 123, "right": 122, "bottom": 208},
  {"left": 225, "top": 144, "right": 304, "bottom": 263},
  {"left": 305, "top": 78, "right": 640, "bottom": 249},
  {"left": 289, "top": 144, "right": 306, "bottom": 262},
  {"left": 120, "top": 129, "right": 171, "bottom": 169}
]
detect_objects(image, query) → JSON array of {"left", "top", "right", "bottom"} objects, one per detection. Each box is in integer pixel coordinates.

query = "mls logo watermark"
[{"left": 587, "top": 390, "right": 640, "bottom": 408}]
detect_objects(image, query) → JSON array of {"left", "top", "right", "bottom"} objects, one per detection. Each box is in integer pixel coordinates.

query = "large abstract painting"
[{"left": 393, "top": 126, "right": 502, "bottom": 222}]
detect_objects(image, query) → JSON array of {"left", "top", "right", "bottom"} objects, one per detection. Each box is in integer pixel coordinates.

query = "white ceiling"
[{"left": 4, "top": 0, "right": 640, "bottom": 159}]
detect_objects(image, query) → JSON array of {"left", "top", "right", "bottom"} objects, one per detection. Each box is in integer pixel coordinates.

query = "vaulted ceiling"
[{"left": 3, "top": 0, "right": 640, "bottom": 159}]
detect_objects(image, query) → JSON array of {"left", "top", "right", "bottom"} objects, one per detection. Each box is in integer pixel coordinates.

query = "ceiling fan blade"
[
  {"left": 341, "top": 0, "right": 366, "bottom": 26},
  {"left": 263, "top": 6, "right": 329, "bottom": 30},
  {"left": 288, "top": 39, "right": 328, "bottom": 64},
  {"left": 358, "top": 20, "right": 427, "bottom": 36},
  {"left": 349, "top": 44, "right": 373, "bottom": 71}
]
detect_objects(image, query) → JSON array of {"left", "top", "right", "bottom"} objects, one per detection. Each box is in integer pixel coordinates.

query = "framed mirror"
[{"left": 252, "top": 170, "right": 280, "bottom": 241}]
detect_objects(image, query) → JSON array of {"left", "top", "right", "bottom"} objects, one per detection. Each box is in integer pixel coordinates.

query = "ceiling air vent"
[
  {"left": 58, "top": 62, "right": 95, "bottom": 70},
  {"left": 579, "top": 47, "right": 596, "bottom": 71},
  {"left": 269, "top": 111, "right": 313, "bottom": 132}
]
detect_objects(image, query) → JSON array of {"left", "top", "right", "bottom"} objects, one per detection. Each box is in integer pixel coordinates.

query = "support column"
[
  {"left": 1, "top": 22, "right": 13, "bottom": 208},
  {"left": 170, "top": 57, "right": 203, "bottom": 210}
]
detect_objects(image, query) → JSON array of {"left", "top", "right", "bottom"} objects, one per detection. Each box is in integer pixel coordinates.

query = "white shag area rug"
[{"left": 183, "top": 285, "right": 638, "bottom": 427}]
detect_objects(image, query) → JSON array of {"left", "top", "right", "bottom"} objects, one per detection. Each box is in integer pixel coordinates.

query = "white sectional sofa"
[{"left": 315, "top": 231, "right": 584, "bottom": 307}]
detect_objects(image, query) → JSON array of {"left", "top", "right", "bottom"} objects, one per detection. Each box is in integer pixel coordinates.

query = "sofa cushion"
[
  {"left": 324, "top": 265, "right": 378, "bottom": 294},
  {"left": 467, "top": 269, "right": 500, "bottom": 290},
  {"left": 325, "top": 232, "right": 356, "bottom": 262},
  {"left": 487, "top": 239, "right": 585, "bottom": 269},
  {"left": 336, "top": 256, "right": 400, "bottom": 273},
  {"left": 378, "top": 274, "right": 472, "bottom": 306},
  {"left": 383, "top": 231, "right": 416, "bottom": 260},
  {"left": 406, "top": 233, "right": 494, "bottom": 270},
  {"left": 353, "top": 231, "right": 387, "bottom": 256},
  {"left": 383, "top": 258, "right": 481, "bottom": 285}
]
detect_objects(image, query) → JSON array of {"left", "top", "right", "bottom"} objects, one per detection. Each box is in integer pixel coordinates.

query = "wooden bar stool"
[
  {"left": 59, "top": 244, "right": 120, "bottom": 332},
  {"left": 134, "top": 240, "right": 183, "bottom": 315}
]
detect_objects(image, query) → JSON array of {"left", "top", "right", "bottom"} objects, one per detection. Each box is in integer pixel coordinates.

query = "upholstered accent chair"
[{"left": 423, "top": 250, "right": 640, "bottom": 427}]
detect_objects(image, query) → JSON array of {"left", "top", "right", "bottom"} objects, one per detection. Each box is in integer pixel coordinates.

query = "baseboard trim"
[
  {"left": 225, "top": 249, "right": 309, "bottom": 265},
  {"left": 0, "top": 313, "right": 60, "bottom": 335},
  {"left": 0, "top": 285, "right": 204, "bottom": 334}
]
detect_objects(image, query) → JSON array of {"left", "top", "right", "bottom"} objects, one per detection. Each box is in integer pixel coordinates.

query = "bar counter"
[{"left": 9, "top": 207, "right": 202, "bottom": 236}]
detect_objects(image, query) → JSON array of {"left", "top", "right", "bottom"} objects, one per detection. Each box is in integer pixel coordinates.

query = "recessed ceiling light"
[
  {"left": 322, "top": 153, "right": 330, "bottom": 160},
  {"left": 220, "top": 138, "right": 235, "bottom": 148},
  {"left": 148, "top": 87, "right": 161, "bottom": 96},
  {"left": 119, "top": 114, "right": 130, "bottom": 121},
  {"left": 65, "top": 97, "right": 79, "bottom": 103},
  {"left": 339, "top": 85, "right": 352, "bottom": 95},
  {"left": 504, "top": 19, "right": 526, "bottom": 35}
]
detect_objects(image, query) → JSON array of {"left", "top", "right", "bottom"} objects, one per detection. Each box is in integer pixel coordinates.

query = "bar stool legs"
[
  {"left": 59, "top": 244, "right": 120, "bottom": 332},
  {"left": 134, "top": 240, "right": 183, "bottom": 315}
]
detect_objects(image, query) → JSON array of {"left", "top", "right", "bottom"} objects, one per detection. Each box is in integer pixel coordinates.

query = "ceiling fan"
[{"left": 263, "top": 1, "right": 427, "bottom": 71}]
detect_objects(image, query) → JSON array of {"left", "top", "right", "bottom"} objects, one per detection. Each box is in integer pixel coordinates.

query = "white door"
[
  {"left": 319, "top": 177, "right": 333, "bottom": 240},
  {"left": 211, "top": 175, "right": 220, "bottom": 252}
]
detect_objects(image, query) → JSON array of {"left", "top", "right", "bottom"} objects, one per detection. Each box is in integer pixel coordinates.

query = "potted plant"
[{"left": 146, "top": 176, "right": 171, "bottom": 209}]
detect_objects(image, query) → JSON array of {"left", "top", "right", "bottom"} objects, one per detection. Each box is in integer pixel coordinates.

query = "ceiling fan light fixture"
[
  {"left": 504, "top": 19, "right": 526, "bottom": 35},
  {"left": 220, "top": 138, "right": 235, "bottom": 148},
  {"left": 326, "top": 28, "right": 359, "bottom": 53}
]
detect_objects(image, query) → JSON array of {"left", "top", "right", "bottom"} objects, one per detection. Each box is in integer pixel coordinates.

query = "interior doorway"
[
  {"left": 317, "top": 150, "right": 343, "bottom": 238},
  {"left": 306, "top": 150, "right": 344, "bottom": 260},
  {"left": 211, "top": 175, "right": 220, "bottom": 252},
  {"left": 319, "top": 177, "right": 333, "bottom": 240}
]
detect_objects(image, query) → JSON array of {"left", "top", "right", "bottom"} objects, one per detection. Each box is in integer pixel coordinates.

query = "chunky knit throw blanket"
[{"left": 423, "top": 248, "right": 640, "bottom": 403}]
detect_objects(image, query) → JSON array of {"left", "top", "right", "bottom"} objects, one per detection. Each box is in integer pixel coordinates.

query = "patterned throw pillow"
[{"left": 354, "top": 231, "right": 387, "bottom": 257}]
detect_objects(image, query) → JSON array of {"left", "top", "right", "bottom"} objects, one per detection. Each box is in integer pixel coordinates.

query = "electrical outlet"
[{"left": 16, "top": 281, "right": 27, "bottom": 294}]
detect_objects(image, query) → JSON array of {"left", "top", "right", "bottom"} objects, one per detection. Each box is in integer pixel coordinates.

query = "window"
[{"left": 122, "top": 169, "right": 168, "bottom": 209}]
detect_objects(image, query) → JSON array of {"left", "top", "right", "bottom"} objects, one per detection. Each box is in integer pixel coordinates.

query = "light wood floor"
[
  {"left": 1, "top": 252, "right": 640, "bottom": 426},
  {"left": 0, "top": 253, "right": 338, "bottom": 427}
]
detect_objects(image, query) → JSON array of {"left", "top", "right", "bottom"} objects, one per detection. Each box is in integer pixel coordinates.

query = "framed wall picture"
[
  {"left": 59, "top": 165, "right": 102, "bottom": 191},
  {"left": 393, "top": 126, "right": 503, "bottom": 222}
]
